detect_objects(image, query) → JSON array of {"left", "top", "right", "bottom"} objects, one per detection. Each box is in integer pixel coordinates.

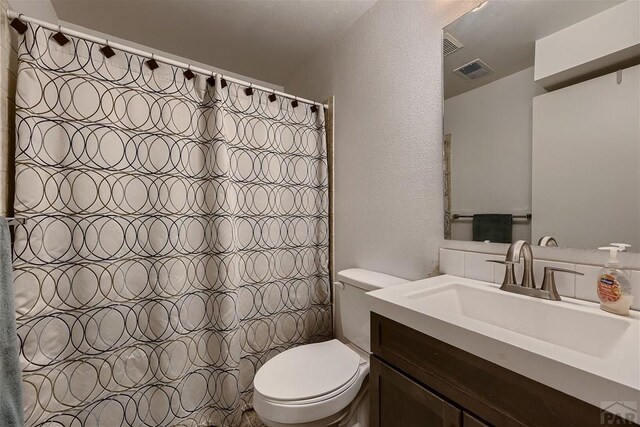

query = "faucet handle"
[
  {"left": 544, "top": 266, "right": 583, "bottom": 275},
  {"left": 486, "top": 260, "right": 517, "bottom": 286},
  {"left": 538, "top": 236, "right": 558, "bottom": 247},
  {"left": 541, "top": 267, "right": 584, "bottom": 300}
]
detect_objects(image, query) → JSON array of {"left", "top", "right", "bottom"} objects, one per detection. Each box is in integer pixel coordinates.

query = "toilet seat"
[
  {"left": 254, "top": 339, "right": 362, "bottom": 401},
  {"left": 253, "top": 340, "right": 369, "bottom": 425}
]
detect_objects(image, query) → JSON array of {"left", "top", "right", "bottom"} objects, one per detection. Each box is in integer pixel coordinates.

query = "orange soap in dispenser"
[{"left": 597, "top": 246, "right": 633, "bottom": 316}]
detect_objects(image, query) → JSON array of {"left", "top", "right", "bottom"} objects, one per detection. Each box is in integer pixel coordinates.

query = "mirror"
[{"left": 442, "top": 0, "right": 639, "bottom": 251}]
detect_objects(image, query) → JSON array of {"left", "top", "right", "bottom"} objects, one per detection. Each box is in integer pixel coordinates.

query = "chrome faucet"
[
  {"left": 505, "top": 240, "right": 535, "bottom": 288},
  {"left": 488, "top": 240, "right": 582, "bottom": 301}
]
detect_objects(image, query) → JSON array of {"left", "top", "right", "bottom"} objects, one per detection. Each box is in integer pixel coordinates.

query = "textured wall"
[{"left": 285, "top": 0, "right": 479, "bottom": 280}]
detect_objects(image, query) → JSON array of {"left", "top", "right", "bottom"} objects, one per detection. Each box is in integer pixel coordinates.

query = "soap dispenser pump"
[
  {"left": 596, "top": 246, "right": 633, "bottom": 316},
  {"left": 610, "top": 243, "right": 631, "bottom": 252}
]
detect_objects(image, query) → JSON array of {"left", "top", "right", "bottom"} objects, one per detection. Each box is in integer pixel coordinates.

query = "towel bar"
[{"left": 452, "top": 214, "right": 532, "bottom": 220}]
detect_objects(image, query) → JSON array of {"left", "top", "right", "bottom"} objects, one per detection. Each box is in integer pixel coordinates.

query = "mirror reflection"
[{"left": 443, "top": 0, "right": 639, "bottom": 250}]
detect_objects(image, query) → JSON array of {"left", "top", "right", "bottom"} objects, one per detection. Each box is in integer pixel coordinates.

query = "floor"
[{"left": 241, "top": 410, "right": 265, "bottom": 427}]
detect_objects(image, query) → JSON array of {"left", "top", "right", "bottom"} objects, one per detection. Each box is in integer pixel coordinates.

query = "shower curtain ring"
[
  {"left": 183, "top": 64, "right": 195, "bottom": 80},
  {"left": 207, "top": 71, "right": 217, "bottom": 87},
  {"left": 146, "top": 52, "right": 159, "bottom": 70},
  {"left": 52, "top": 24, "right": 69, "bottom": 46},
  {"left": 245, "top": 82, "right": 254, "bottom": 96},
  {"left": 99, "top": 38, "right": 116, "bottom": 58}
]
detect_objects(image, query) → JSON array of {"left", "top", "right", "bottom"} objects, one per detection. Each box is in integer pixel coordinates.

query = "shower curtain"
[{"left": 11, "top": 23, "right": 331, "bottom": 427}]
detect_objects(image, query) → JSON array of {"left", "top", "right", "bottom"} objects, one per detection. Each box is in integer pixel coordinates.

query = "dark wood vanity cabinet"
[
  {"left": 370, "top": 357, "right": 462, "bottom": 427},
  {"left": 370, "top": 312, "right": 638, "bottom": 427},
  {"left": 371, "top": 356, "right": 488, "bottom": 427}
]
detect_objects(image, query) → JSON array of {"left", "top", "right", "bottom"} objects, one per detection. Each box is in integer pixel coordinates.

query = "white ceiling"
[
  {"left": 49, "top": 0, "right": 377, "bottom": 87},
  {"left": 444, "top": 0, "right": 624, "bottom": 99}
]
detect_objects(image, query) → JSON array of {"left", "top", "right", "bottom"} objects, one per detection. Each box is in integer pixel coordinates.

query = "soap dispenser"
[{"left": 597, "top": 246, "right": 633, "bottom": 316}]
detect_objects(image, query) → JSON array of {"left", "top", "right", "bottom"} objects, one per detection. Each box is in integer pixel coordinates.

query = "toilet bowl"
[
  {"left": 253, "top": 340, "right": 369, "bottom": 427},
  {"left": 253, "top": 269, "right": 409, "bottom": 427}
]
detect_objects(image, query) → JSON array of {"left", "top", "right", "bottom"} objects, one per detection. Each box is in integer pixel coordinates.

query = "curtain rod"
[{"left": 7, "top": 10, "right": 328, "bottom": 110}]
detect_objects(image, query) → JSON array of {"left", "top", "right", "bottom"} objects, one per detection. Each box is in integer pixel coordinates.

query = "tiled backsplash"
[{"left": 439, "top": 248, "right": 640, "bottom": 311}]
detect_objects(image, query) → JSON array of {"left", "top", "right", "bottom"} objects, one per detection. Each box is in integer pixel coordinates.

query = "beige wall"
[
  {"left": 285, "top": 0, "right": 481, "bottom": 280},
  {"left": 7, "top": 0, "right": 58, "bottom": 22}
]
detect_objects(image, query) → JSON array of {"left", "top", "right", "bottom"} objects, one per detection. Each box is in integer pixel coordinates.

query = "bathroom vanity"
[{"left": 367, "top": 276, "right": 640, "bottom": 427}]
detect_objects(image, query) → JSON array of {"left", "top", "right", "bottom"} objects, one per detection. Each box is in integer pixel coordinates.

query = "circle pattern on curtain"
[{"left": 12, "top": 24, "right": 331, "bottom": 427}]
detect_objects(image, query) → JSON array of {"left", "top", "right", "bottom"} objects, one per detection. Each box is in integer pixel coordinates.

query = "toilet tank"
[{"left": 334, "top": 269, "right": 409, "bottom": 353}]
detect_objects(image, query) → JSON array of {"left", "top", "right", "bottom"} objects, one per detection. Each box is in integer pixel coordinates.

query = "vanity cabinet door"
[
  {"left": 370, "top": 356, "right": 461, "bottom": 427},
  {"left": 463, "top": 412, "right": 491, "bottom": 427}
]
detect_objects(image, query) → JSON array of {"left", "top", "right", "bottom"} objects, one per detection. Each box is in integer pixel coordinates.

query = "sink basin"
[
  {"left": 366, "top": 274, "right": 640, "bottom": 408},
  {"left": 403, "top": 283, "right": 629, "bottom": 358}
]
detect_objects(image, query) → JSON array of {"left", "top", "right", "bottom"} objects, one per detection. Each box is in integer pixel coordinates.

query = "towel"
[
  {"left": 0, "top": 219, "right": 23, "bottom": 427},
  {"left": 472, "top": 214, "right": 513, "bottom": 244}
]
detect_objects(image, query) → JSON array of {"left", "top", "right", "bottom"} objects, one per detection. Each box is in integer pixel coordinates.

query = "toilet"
[{"left": 253, "top": 269, "right": 409, "bottom": 427}]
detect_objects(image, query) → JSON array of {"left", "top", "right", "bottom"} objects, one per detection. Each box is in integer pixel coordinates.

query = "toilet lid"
[{"left": 254, "top": 339, "right": 361, "bottom": 401}]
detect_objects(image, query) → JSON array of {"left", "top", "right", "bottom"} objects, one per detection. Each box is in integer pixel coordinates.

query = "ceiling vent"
[
  {"left": 443, "top": 33, "right": 463, "bottom": 56},
  {"left": 453, "top": 59, "right": 494, "bottom": 80}
]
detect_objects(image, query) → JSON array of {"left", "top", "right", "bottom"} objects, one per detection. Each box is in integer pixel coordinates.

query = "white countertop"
[{"left": 366, "top": 275, "right": 640, "bottom": 408}]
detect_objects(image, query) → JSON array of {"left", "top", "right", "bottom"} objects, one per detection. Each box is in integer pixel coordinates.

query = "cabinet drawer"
[
  {"left": 371, "top": 312, "right": 633, "bottom": 427},
  {"left": 371, "top": 356, "right": 461, "bottom": 427}
]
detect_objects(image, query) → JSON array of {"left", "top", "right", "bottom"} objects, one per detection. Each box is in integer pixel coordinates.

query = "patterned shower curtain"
[{"left": 11, "top": 23, "right": 331, "bottom": 427}]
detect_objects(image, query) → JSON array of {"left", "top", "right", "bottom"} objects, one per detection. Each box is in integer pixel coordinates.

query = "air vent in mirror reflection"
[
  {"left": 453, "top": 59, "right": 494, "bottom": 80},
  {"left": 443, "top": 32, "right": 463, "bottom": 56}
]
